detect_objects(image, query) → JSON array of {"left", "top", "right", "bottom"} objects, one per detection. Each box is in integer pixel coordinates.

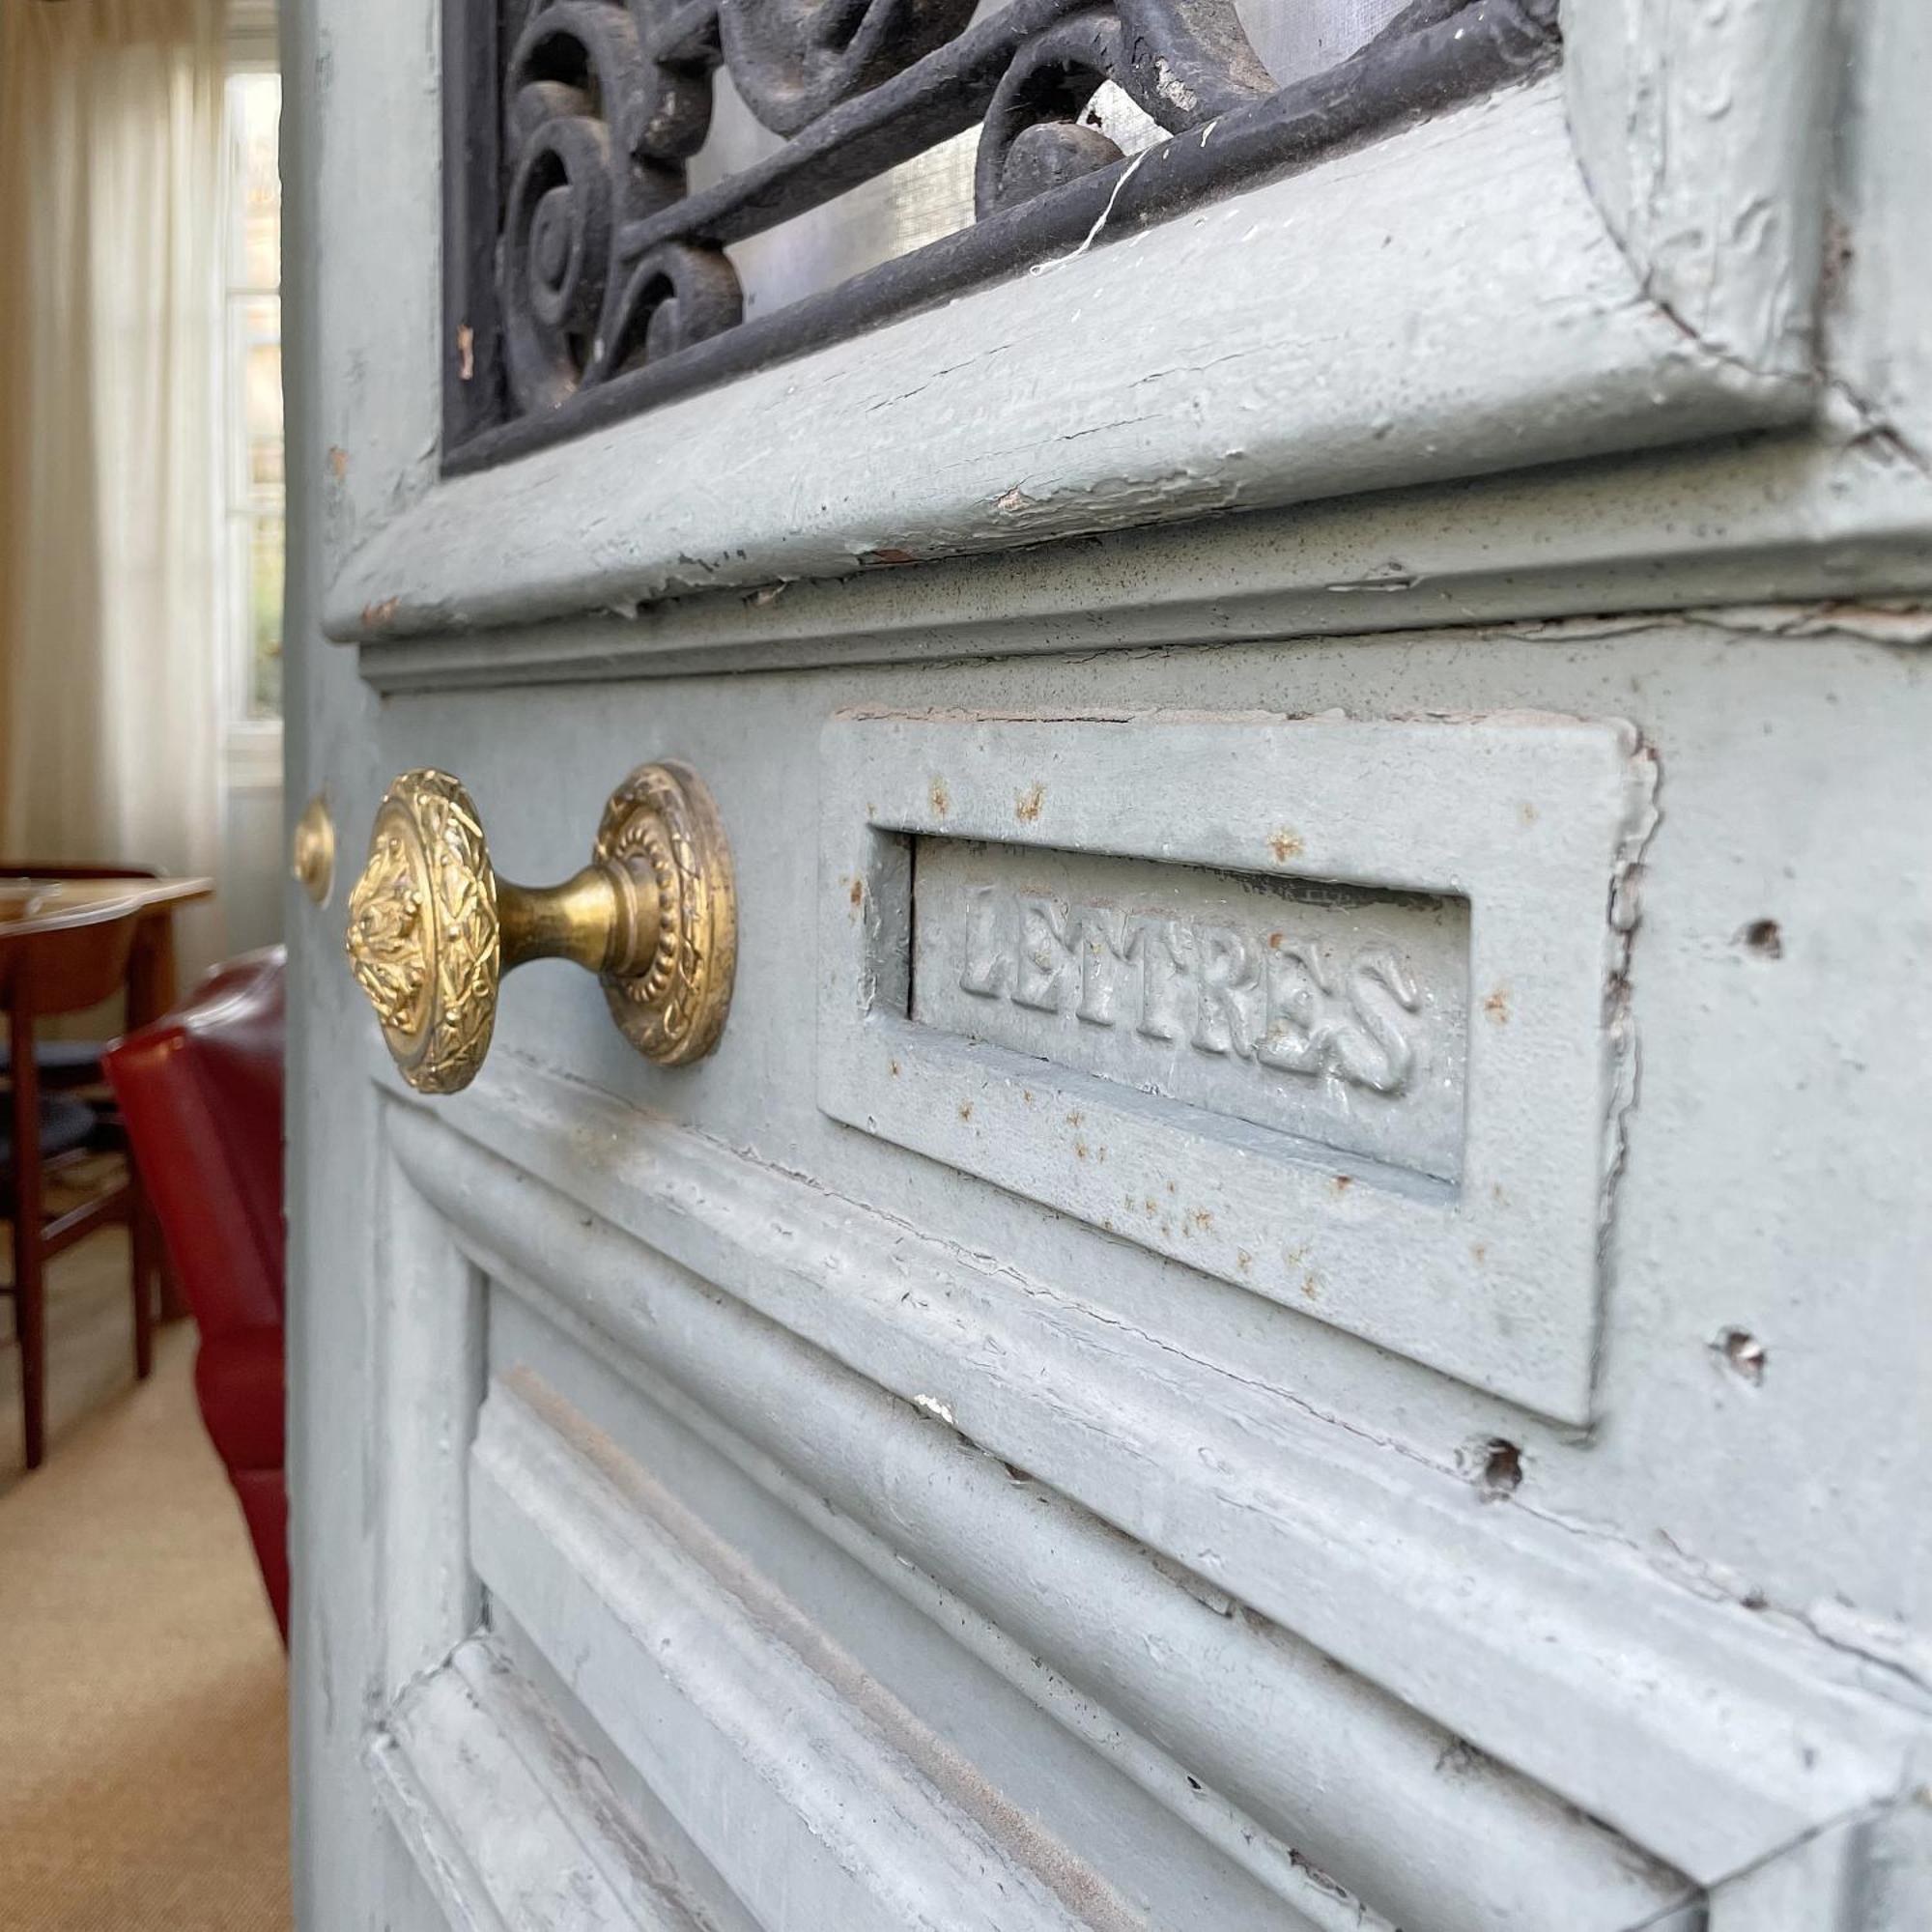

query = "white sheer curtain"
[{"left": 0, "top": 0, "right": 230, "bottom": 976}]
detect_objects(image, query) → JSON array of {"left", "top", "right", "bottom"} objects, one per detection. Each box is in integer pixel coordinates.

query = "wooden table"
[
  {"left": 0, "top": 875, "right": 213, "bottom": 1027},
  {"left": 1, "top": 873, "right": 213, "bottom": 1468}
]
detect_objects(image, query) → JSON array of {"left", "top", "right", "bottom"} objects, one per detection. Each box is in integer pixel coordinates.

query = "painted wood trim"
[
  {"left": 1561, "top": 0, "right": 1835, "bottom": 373},
  {"left": 469, "top": 1251, "right": 1691, "bottom": 1929},
  {"left": 469, "top": 1376, "right": 1140, "bottom": 1932},
  {"left": 380, "top": 1073, "right": 1924, "bottom": 1898},
  {"left": 322, "top": 72, "right": 1812, "bottom": 647},
  {"left": 355, "top": 417, "right": 1932, "bottom": 693},
  {"left": 370, "top": 1636, "right": 712, "bottom": 1931},
  {"left": 486, "top": 1258, "right": 1394, "bottom": 1932},
  {"left": 376, "top": 1158, "right": 486, "bottom": 1698},
  {"left": 366, "top": 1734, "right": 507, "bottom": 1932},
  {"left": 1704, "top": 1807, "right": 1883, "bottom": 1931}
]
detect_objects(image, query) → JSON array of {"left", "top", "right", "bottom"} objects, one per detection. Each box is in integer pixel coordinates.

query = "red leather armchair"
[{"left": 102, "top": 948, "right": 288, "bottom": 1642}]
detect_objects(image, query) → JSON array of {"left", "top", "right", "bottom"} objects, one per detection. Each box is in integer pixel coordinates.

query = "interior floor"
[{"left": 0, "top": 1226, "right": 292, "bottom": 1930}]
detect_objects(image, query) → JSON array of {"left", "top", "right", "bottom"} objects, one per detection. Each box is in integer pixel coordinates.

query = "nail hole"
[
  {"left": 1740, "top": 919, "right": 1782, "bottom": 958},
  {"left": 1717, "top": 1329, "right": 1767, "bottom": 1384},
  {"left": 1461, "top": 1436, "right": 1522, "bottom": 1499}
]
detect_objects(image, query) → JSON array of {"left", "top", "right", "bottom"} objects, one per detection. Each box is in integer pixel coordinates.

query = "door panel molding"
[
  {"left": 370, "top": 1638, "right": 713, "bottom": 1932},
  {"left": 469, "top": 1254, "right": 1683, "bottom": 1931},
  {"left": 375, "top": 1156, "right": 488, "bottom": 1697},
  {"left": 471, "top": 1376, "right": 1133, "bottom": 1932},
  {"left": 381, "top": 1075, "right": 1923, "bottom": 1908},
  {"left": 484, "top": 1258, "right": 1377, "bottom": 1930}
]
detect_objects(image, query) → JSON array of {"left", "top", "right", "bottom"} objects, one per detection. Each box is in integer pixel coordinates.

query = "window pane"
[
  {"left": 245, "top": 337, "right": 283, "bottom": 440},
  {"left": 231, "top": 72, "right": 282, "bottom": 290},
  {"left": 249, "top": 510, "right": 285, "bottom": 719},
  {"left": 224, "top": 71, "right": 285, "bottom": 724},
  {"left": 248, "top": 435, "right": 285, "bottom": 492}
]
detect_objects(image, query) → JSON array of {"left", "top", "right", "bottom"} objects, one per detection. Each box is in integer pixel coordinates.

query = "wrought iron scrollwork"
[
  {"left": 450, "top": 0, "right": 1562, "bottom": 465},
  {"left": 720, "top": 0, "right": 980, "bottom": 135},
  {"left": 499, "top": 0, "right": 728, "bottom": 412}
]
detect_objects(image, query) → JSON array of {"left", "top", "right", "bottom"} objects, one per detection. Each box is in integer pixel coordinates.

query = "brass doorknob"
[{"left": 345, "top": 763, "right": 735, "bottom": 1094}]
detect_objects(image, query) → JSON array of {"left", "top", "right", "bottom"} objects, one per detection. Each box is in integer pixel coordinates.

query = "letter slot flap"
[{"left": 817, "top": 711, "right": 1655, "bottom": 1424}]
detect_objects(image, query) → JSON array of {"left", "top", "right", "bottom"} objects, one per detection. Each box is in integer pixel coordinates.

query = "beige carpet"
[{"left": 0, "top": 1227, "right": 293, "bottom": 1930}]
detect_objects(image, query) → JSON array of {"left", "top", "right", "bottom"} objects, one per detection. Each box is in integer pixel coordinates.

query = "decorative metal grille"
[{"left": 443, "top": 0, "right": 1559, "bottom": 469}]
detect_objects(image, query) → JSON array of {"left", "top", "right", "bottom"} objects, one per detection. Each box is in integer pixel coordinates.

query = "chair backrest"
[{"left": 102, "top": 948, "right": 286, "bottom": 1337}]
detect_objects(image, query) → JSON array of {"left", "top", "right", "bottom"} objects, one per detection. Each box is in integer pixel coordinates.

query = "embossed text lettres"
[{"left": 956, "top": 883, "right": 1426, "bottom": 1100}]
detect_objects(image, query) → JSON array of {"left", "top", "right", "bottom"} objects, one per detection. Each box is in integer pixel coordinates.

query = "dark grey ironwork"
[{"left": 445, "top": 0, "right": 1560, "bottom": 470}]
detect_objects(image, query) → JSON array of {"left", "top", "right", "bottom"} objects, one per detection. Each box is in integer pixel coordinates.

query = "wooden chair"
[{"left": 1, "top": 906, "right": 164, "bottom": 1471}]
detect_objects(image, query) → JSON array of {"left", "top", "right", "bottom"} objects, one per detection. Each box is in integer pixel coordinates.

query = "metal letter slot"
[{"left": 345, "top": 763, "right": 735, "bottom": 1094}]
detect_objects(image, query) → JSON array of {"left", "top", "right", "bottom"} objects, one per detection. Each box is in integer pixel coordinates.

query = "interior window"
[{"left": 221, "top": 70, "right": 284, "bottom": 724}]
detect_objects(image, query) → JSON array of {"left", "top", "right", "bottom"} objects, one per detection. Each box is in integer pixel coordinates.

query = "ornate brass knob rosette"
[
  {"left": 345, "top": 763, "right": 735, "bottom": 1094},
  {"left": 290, "top": 792, "right": 335, "bottom": 904}
]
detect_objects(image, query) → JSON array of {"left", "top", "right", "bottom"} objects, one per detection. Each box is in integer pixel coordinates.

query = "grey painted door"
[{"left": 284, "top": 0, "right": 1932, "bottom": 1925}]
